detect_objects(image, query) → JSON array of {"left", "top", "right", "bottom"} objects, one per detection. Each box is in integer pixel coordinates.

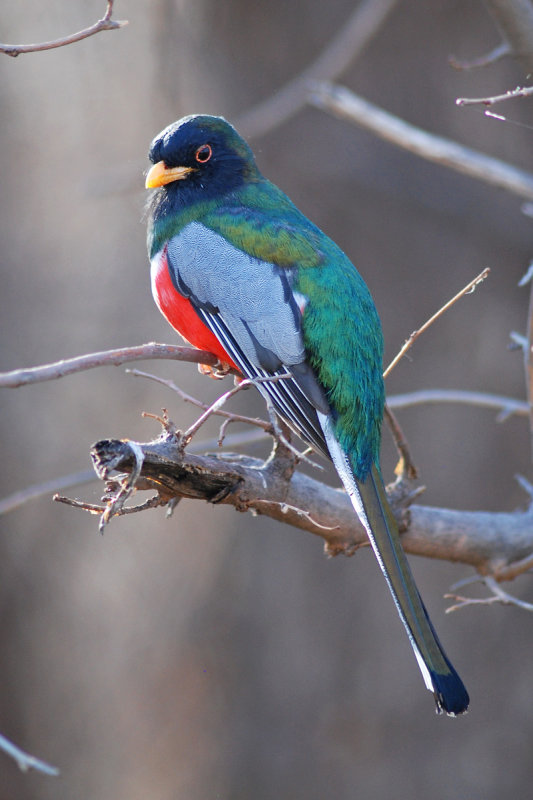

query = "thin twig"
[
  {"left": 235, "top": 0, "right": 398, "bottom": 138},
  {"left": 485, "top": 576, "right": 533, "bottom": 611},
  {"left": 382, "top": 269, "right": 490, "bottom": 477},
  {"left": 509, "top": 330, "right": 528, "bottom": 352},
  {"left": 193, "top": 427, "right": 269, "bottom": 453},
  {"left": 0, "top": 343, "right": 226, "bottom": 388},
  {"left": 137, "top": 372, "right": 319, "bottom": 467},
  {"left": 383, "top": 404, "right": 418, "bottom": 479},
  {"left": 54, "top": 493, "right": 162, "bottom": 517},
  {"left": 515, "top": 473, "right": 533, "bottom": 504},
  {"left": 387, "top": 388, "right": 528, "bottom": 422},
  {"left": 0, "top": 731, "right": 59, "bottom": 776},
  {"left": 449, "top": 41, "right": 510, "bottom": 71},
  {"left": 456, "top": 84, "right": 533, "bottom": 107},
  {"left": 0, "top": 469, "right": 95, "bottom": 515},
  {"left": 141, "top": 408, "right": 177, "bottom": 435},
  {"left": 384, "top": 268, "right": 490, "bottom": 378},
  {"left": 262, "top": 395, "right": 323, "bottom": 468},
  {"left": 518, "top": 262, "right": 533, "bottom": 288},
  {"left": 445, "top": 575, "right": 533, "bottom": 613},
  {"left": 181, "top": 375, "right": 290, "bottom": 444},
  {"left": 127, "top": 368, "right": 270, "bottom": 431},
  {"left": 309, "top": 82, "right": 533, "bottom": 201},
  {"left": 252, "top": 499, "right": 340, "bottom": 532},
  {"left": 524, "top": 271, "right": 533, "bottom": 461},
  {"left": 445, "top": 592, "right": 505, "bottom": 613},
  {"left": 482, "top": 0, "right": 533, "bottom": 74},
  {"left": 0, "top": 1, "right": 127, "bottom": 57},
  {"left": 218, "top": 417, "right": 233, "bottom": 446}
]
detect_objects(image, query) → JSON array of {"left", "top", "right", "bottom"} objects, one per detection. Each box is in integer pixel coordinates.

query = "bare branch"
[
  {"left": 54, "top": 493, "right": 162, "bottom": 518},
  {"left": 518, "top": 263, "right": 533, "bottom": 288},
  {"left": 80, "top": 432, "right": 533, "bottom": 578},
  {"left": 383, "top": 404, "right": 418, "bottom": 480},
  {"left": 0, "top": 427, "right": 272, "bottom": 518},
  {"left": 181, "top": 375, "right": 288, "bottom": 444},
  {"left": 0, "top": 1, "right": 127, "bottom": 57},
  {"left": 387, "top": 389, "right": 528, "bottom": 421},
  {"left": 309, "top": 82, "right": 533, "bottom": 201},
  {"left": 523, "top": 272, "right": 533, "bottom": 460},
  {"left": 457, "top": 84, "right": 533, "bottom": 107},
  {"left": 0, "top": 469, "right": 96, "bottom": 515},
  {"left": 383, "top": 268, "right": 490, "bottom": 378},
  {"left": 0, "top": 338, "right": 524, "bottom": 422},
  {"left": 382, "top": 268, "right": 489, "bottom": 482},
  {"left": 0, "top": 343, "right": 231, "bottom": 388},
  {"left": 253, "top": 499, "right": 341, "bottom": 533},
  {"left": 127, "top": 368, "right": 271, "bottom": 432},
  {"left": 0, "top": 731, "right": 59, "bottom": 776},
  {"left": 446, "top": 575, "right": 533, "bottom": 613},
  {"left": 2, "top": 384, "right": 528, "bottom": 517},
  {"left": 450, "top": 41, "right": 510, "bottom": 71},
  {"left": 235, "top": 0, "right": 398, "bottom": 139},
  {"left": 451, "top": 1, "right": 533, "bottom": 74},
  {"left": 483, "top": 0, "right": 533, "bottom": 74}
]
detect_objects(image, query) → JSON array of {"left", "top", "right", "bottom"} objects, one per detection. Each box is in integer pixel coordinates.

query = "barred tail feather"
[{"left": 318, "top": 412, "right": 469, "bottom": 716}]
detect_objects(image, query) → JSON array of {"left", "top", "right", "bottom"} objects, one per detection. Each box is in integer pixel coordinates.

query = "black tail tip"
[{"left": 432, "top": 673, "right": 470, "bottom": 717}]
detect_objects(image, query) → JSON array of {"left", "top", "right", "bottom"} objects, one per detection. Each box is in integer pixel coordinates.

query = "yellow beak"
[{"left": 145, "top": 160, "right": 196, "bottom": 188}]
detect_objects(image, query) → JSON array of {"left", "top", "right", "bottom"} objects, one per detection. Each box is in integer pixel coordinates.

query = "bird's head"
[{"left": 145, "top": 115, "right": 258, "bottom": 209}]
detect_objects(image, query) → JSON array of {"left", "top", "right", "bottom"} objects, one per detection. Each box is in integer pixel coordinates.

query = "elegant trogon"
[{"left": 145, "top": 114, "right": 469, "bottom": 716}]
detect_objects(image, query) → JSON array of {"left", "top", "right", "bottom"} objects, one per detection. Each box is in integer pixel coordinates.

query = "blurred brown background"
[{"left": 1, "top": 1, "right": 533, "bottom": 797}]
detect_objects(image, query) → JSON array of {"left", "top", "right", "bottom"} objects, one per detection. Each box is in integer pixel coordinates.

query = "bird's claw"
[{"left": 198, "top": 361, "right": 232, "bottom": 380}]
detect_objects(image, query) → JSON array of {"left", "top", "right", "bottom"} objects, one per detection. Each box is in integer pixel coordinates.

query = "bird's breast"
[{"left": 150, "top": 246, "right": 238, "bottom": 368}]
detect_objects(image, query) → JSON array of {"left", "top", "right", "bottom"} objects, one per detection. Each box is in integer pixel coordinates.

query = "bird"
[{"left": 144, "top": 114, "right": 469, "bottom": 716}]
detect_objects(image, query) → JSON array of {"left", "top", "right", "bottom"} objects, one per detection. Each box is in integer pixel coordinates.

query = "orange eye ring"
[{"left": 195, "top": 144, "right": 212, "bottom": 163}]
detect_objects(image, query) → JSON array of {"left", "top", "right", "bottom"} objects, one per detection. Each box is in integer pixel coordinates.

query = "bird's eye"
[{"left": 195, "top": 144, "right": 212, "bottom": 163}]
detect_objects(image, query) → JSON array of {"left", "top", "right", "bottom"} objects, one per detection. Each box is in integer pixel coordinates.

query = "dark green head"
[{"left": 146, "top": 115, "right": 259, "bottom": 219}]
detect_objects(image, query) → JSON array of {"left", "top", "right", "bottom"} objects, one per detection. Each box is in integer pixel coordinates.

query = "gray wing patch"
[
  {"left": 167, "top": 222, "right": 305, "bottom": 368},
  {"left": 166, "top": 221, "right": 331, "bottom": 452}
]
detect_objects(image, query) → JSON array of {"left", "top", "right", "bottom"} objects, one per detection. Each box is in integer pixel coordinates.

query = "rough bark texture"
[{"left": 91, "top": 433, "right": 533, "bottom": 579}]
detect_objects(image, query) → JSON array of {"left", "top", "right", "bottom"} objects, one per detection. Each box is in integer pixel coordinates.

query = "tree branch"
[
  {"left": 80, "top": 432, "right": 533, "bottom": 581},
  {"left": 387, "top": 388, "right": 528, "bottom": 421},
  {"left": 456, "top": 84, "right": 533, "bottom": 107},
  {"left": 0, "top": 1, "right": 127, "bottom": 57},
  {"left": 0, "top": 343, "right": 229, "bottom": 388},
  {"left": 309, "top": 82, "right": 533, "bottom": 202},
  {"left": 0, "top": 731, "right": 59, "bottom": 776},
  {"left": 0, "top": 469, "right": 96, "bottom": 516},
  {"left": 450, "top": 41, "right": 511, "bottom": 71},
  {"left": 1, "top": 387, "right": 527, "bottom": 517},
  {"left": 450, "top": 0, "right": 533, "bottom": 74},
  {"left": 522, "top": 268, "right": 533, "bottom": 460},
  {"left": 235, "top": 0, "right": 398, "bottom": 139},
  {"left": 127, "top": 368, "right": 271, "bottom": 432},
  {"left": 1, "top": 340, "right": 528, "bottom": 426},
  {"left": 483, "top": 0, "right": 533, "bottom": 74},
  {"left": 446, "top": 575, "right": 533, "bottom": 613},
  {"left": 383, "top": 268, "right": 490, "bottom": 379}
]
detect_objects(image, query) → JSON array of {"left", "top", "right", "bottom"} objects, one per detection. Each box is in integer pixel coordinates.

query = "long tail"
[{"left": 319, "top": 413, "right": 469, "bottom": 716}]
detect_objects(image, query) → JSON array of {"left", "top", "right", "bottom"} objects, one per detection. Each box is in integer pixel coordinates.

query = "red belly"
[{"left": 151, "top": 248, "right": 239, "bottom": 371}]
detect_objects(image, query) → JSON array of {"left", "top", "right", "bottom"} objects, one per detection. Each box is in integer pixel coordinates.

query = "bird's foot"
[{"left": 198, "top": 361, "right": 232, "bottom": 380}]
